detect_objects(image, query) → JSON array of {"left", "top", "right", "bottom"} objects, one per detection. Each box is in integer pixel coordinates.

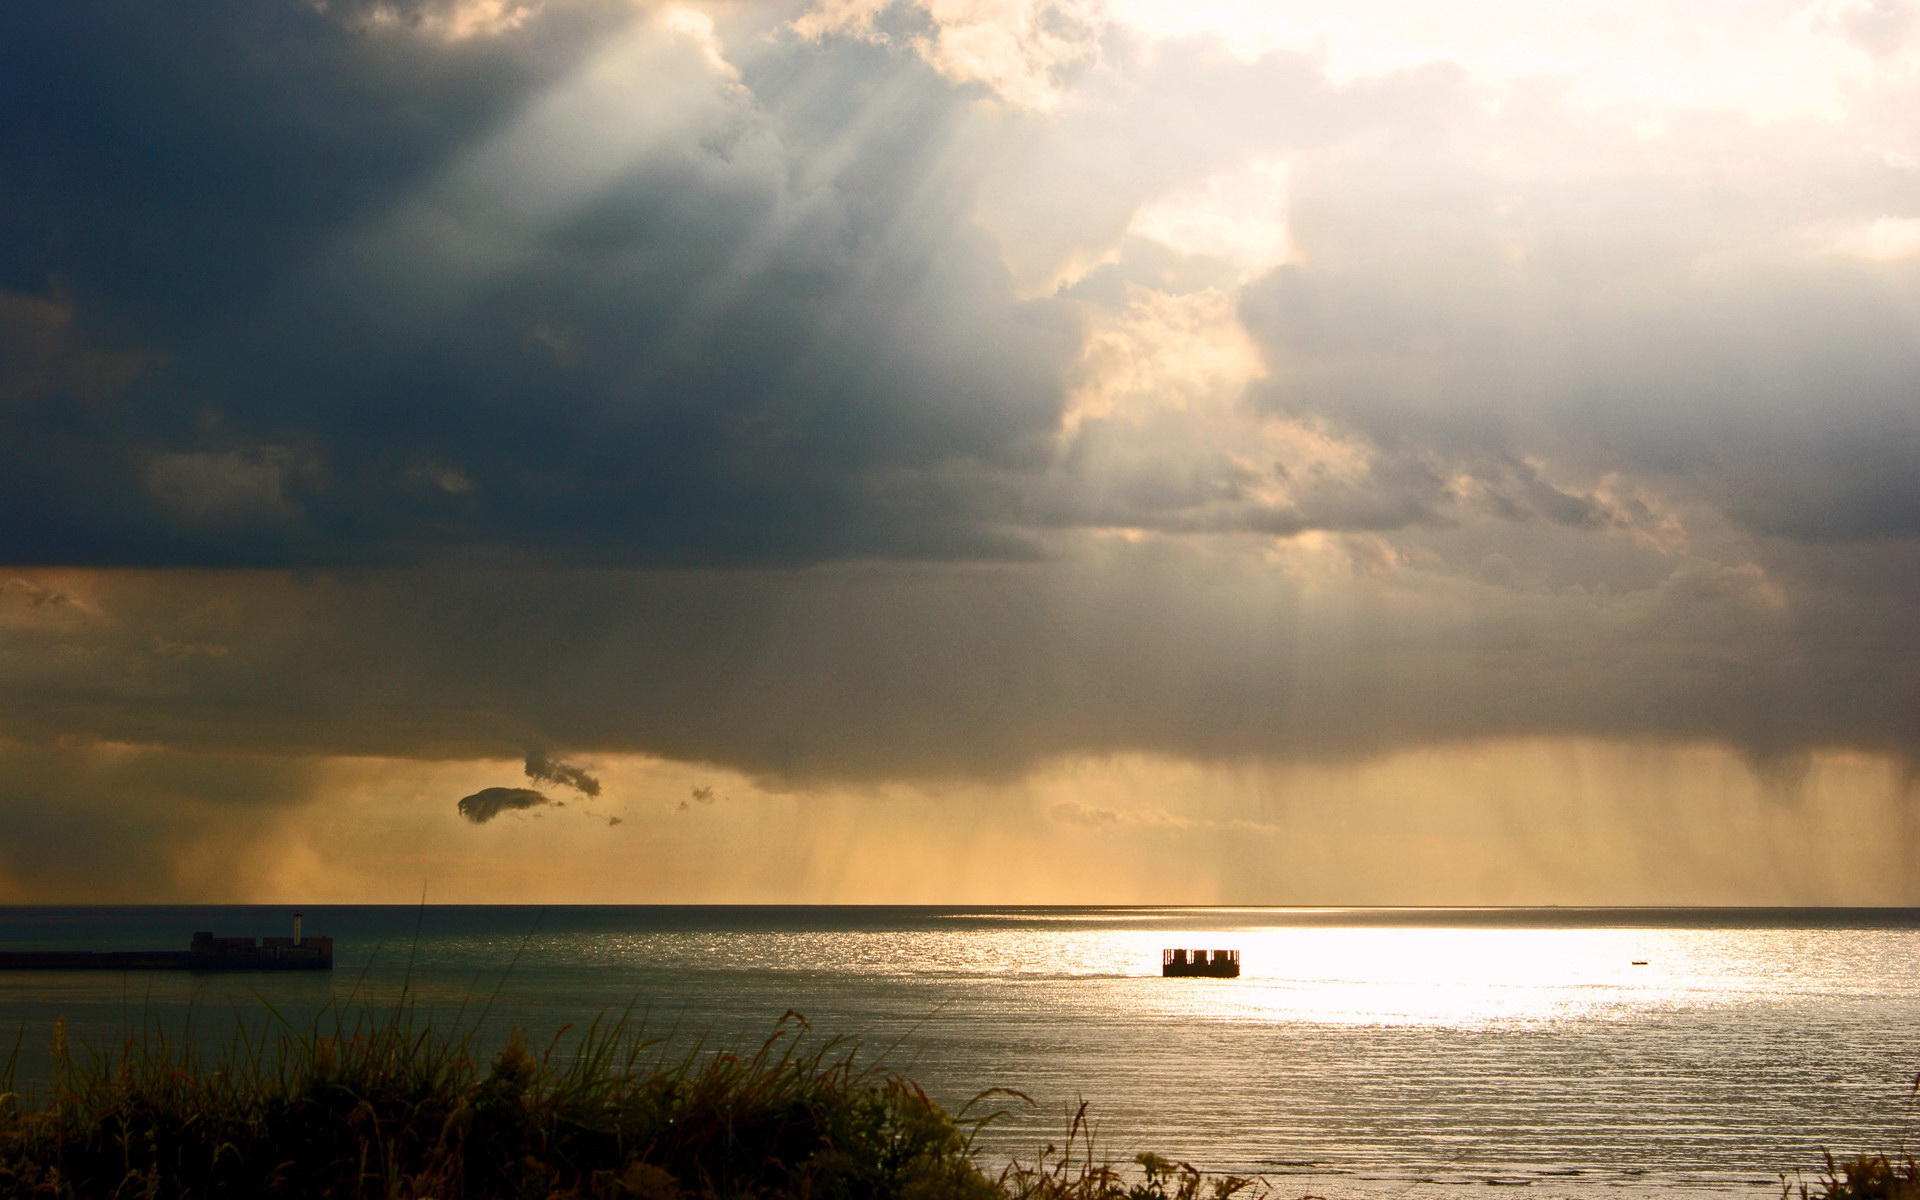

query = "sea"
[{"left": 1, "top": 906, "right": 1917, "bottom": 1198}]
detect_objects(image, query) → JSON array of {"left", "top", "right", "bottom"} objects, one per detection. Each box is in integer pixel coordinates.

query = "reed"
[
  {"left": 1796, "top": 1153, "right": 1920, "bottom": 1200},
  {"left": 0, "top": 1004, "right": 1260, "bottom": 1200}
]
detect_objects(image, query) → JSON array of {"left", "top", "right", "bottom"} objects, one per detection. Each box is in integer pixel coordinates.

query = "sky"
[{"left": 1, "top": 0, "right": 1917, "bottom": 904}]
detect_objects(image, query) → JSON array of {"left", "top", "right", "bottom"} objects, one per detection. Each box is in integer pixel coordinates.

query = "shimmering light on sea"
[{"left": 2, "top": 906, "right": 1917, "bottom": 1198}]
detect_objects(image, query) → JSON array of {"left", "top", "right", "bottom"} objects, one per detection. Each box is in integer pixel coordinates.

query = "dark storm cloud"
[
  {"left": 0, "top": 0, "right": 1076, "bottom": 567},
  {"left": 3, "top": 561, "right": 1915, "bottom": 787},
  {"left": 10, "top": 0, "right": 1912, "bottom": 573},
  {"left": 457, "top": 785, "right": 555, "bottom": 823}
]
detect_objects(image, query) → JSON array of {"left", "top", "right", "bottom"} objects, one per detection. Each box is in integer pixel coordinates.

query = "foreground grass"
[
  {"left": 1797, "top": 1154, "right": 1920, "bottom": 1200},
  {"left": 0, "top": 1006, "right": 1258, "bottom": 1200},
  {"left": 4, "top": 1001, "right": 1903, "bottom": 1200}
]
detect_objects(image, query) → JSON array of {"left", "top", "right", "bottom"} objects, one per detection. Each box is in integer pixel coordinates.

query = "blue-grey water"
[{"left": 2, "top": 906, "right": 1916, "bottom": 1198}]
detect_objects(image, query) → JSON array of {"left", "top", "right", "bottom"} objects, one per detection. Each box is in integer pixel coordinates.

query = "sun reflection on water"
[
  {"left": 777, "top": 918, "right": 1896, "bottom": 1030},
  {"left": 1121, "top": 927, "right": 1706, "bottom": 1026}
]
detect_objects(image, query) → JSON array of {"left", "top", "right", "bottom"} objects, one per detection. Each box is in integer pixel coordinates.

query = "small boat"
[{"left": 1163, "top": 948, "right": 1239, "bottom": 978}]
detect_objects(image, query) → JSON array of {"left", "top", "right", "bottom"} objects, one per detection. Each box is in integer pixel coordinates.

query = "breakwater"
[{"left": 0, "top": 918, "right": 331, "bottom": 972}]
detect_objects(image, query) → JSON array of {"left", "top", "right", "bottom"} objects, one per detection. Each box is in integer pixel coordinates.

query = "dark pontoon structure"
[{"left": 1162, "top": 948, "right": 1239, "bottom": 977}]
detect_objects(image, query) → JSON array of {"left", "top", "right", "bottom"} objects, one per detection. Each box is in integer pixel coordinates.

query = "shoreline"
[{"left": 0, "top": 1008, "right": 1900, "bottom": 1200}]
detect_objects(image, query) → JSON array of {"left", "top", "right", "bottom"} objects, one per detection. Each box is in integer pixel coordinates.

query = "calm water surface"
[{"left": 2, "top": 906, "right": 1917, "bottom": 1198}]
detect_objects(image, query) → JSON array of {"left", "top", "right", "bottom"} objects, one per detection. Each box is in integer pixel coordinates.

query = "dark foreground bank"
[
  {"left": 0, "top": 1006, "right": 1262, "bottom": 1200},
  {"left": 0, "top": 1006, "right": 1907, "bottom": 1200}
]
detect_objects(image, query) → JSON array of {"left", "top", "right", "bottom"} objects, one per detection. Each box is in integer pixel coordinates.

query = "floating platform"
[
  {"left": 1163, "top": 948, "right": 1239, "bottom": 977},
  {"left": 0, "top": 916, "right": 332, "bottom": 972}
]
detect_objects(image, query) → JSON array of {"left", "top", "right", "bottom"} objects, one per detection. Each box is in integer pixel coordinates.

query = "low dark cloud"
[
  {"left": 457, "top": 786, "right": 555, "bottom": 823},
  {"left": 1, "top": 559, "right": 1914, "bottom": 789},
  {"left": 525, "top": 750, "right": 600, "bottom": 796}
]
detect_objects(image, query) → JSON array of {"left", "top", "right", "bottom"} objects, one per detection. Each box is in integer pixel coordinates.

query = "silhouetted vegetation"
[
  {"left": 0, "top": 1007, "right": 1260, "bottom": 1200},
  {"left": 21, "top": 995, "right": 1894, "bottom": 1200},
  {"left": 1797, "top": 1153, "right": 1920, "bottom": 1200}
]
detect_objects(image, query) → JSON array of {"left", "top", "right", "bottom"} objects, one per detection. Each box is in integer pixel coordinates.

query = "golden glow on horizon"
[{"left": 5, "top": 736, "right": 1906, "bottom": 906}]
